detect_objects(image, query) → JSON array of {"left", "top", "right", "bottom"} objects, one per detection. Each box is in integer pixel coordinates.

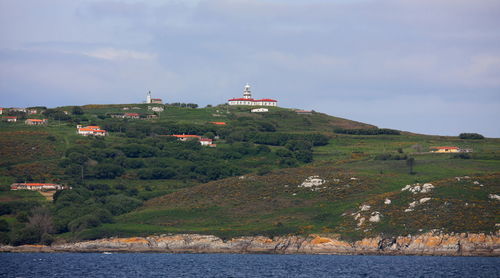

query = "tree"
[
  {"left": 71, "top": 106, "right": 84, "bottom": 115},
  {"left": 27, "top": 207, "right": 55, "bottom": 235},
  {"left": 406, "top": 157, "right": 415, "bottom": 174},
  {"left": 459, "top": 133, "right": 484, "bottom": 139}
]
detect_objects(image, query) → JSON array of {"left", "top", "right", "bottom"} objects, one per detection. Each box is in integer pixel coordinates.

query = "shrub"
[
  {"left": 452, "top": 153, "right": 471, "bottom": 159},
  {"left": 459, "top": 133, "right": 484, "bottom": 139}
]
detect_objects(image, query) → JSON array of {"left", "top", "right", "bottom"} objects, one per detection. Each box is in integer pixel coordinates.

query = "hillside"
[{"left": 0, "top": 103, "right": 499, "bottom": 245}]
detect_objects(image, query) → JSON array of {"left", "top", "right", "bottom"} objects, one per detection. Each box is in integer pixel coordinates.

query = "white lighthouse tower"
[
  {"left": 146, "top": 91, "right": 152, "bottom": 104},
  {"left": 243, "top": 83, "right": 252, "bottom": 99}
]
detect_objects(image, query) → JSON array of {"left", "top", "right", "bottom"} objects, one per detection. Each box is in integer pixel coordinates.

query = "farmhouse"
[
  {"left": 10, "top": 183, "right": 70, "bottom": 191},
  {"left": 169, "top": 134, "right": 216, "bottom": 147},
  {"left": 2, "top": 116, "right": 17, "bottom": 122},
  {"left": 77, "top": 125, "right": 107, "bottom": 136},
  {"left": 430, "top": 146, "right": 460, "bottom": 153},
  {"left": 25, "top": 119, "right": 48, "bottom": 125},
  {"left": 228, "top": 84, "right": 277, "bottom": 107}
]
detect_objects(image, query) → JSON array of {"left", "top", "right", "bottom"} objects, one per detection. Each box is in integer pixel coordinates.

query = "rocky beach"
[{"left": 2, "top": 232, "right": 499, "bottom": 256}]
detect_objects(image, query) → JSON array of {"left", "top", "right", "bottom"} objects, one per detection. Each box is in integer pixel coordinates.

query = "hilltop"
[{"left": 0, "top": 103, "right": 499, "bottom": 247}]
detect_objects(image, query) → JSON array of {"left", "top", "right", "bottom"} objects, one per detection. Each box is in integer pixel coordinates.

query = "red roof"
[
  {"left": 171, "top": 134, "right": 201, "bottom": 138},
  {"left": 431, "top": 146, "right": 459, "bottom": 149},
  {"left": 4, "top": 116, "right": 16, "bottom": 119},
  {"left": 27, "top": 119, "right": 45, "bottom": 122},
  {"left": 79, "top": 128, "right": 106, "bottom": 132},
  {"left": 125, "top": 113, "right": 140, "bottom": 116},
  {"left": 151, "top": 98, "right": 162, "bottom": 101},
  {"left": 209, "top": 122, "right": 226, "bottom": 125},
  {"left": 15, "top": 183, "right": 59, "bottom": 186},
  {"left": 86, "top": 125, "right": 101, "bottom": 129},
  {"left": 199, "top": 138, "right": 212, "bottom": 142},
  {"left": 228, "top": 98, "right": 277, "bottom": 102}
]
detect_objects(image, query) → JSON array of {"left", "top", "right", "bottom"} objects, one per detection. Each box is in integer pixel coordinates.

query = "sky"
[{"left": 1, "top": 0, "right": 499, "bottom": 137}]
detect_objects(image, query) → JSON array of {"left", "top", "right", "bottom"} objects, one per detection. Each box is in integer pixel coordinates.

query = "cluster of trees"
[
  {"left": 168, "top": 103, "right": 199, "bottom": 108},
  {"left": 459, "top": 133, "right": 484, "bottom": 139},
  {"left": 334, "top": 128, "right": 401, "bottom": 135},
  {"left": 374, "top": 153, "right": 408, "bottom": 160}
]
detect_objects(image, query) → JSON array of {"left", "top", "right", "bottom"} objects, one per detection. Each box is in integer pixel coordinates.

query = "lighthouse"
[
  {"left": 243, "top": 83, "right": 252, "bottom": 99},
  {"left": 146, "top": 91, "right": 152, "bottom": 104}
]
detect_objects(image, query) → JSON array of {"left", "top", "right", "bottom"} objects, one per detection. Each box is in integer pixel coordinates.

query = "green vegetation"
[{"left": 0, "top": 103, "right": 499, "bottom": 244}]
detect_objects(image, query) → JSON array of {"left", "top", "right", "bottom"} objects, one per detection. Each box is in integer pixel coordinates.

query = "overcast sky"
[{"left": 1, "top": 0, "right": 499, "bottom": 137}]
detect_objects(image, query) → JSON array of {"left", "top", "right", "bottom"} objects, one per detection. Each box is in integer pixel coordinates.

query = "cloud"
[{"left": 83, "top": 48, "right": 156, "bottom": 61}]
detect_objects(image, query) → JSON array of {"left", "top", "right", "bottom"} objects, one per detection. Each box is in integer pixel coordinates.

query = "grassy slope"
[
  {"left": 83, "top": 134, "right": 500, "bottom": 240},
  {"left": 1, "top": 105, "right": 499, "bottom": 240}
]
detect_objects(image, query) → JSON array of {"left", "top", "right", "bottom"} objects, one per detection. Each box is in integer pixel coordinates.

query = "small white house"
[
  {"left": 77, "top": 125, "right": 107, "bottom": 136},
  {"left": 251, "top": 108, "right": 269, "bottom": 113}
]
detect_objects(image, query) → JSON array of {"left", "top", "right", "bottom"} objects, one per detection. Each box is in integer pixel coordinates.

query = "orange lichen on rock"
[
  {"left": 424, "top": 236, "right": 442, "bottom": 247},
  {"left": 23, "top": 244, "right": 47, "bottom": 248},
  {"left": 356, "top": 237, "right": 381, "bottom": 248},
  {"left": 115, "top": 237, "right": 149, "bottom": 244},
  {"left": 311, "top": 236, "right": 333, "bottom": 245}
]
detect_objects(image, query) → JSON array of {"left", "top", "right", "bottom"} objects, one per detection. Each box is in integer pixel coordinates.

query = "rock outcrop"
[{"left": 1, "top": 232, "right": 499, "bottom": 256}]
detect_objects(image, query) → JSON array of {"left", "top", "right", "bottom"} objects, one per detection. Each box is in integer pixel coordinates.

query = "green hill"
[{"left": 0, "top": 103, "right": 498, "bottom": 244}]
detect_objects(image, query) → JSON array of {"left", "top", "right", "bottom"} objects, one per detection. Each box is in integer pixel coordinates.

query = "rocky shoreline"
[{"left": 1, "top": 232, "right": 499, "bottom": 256}]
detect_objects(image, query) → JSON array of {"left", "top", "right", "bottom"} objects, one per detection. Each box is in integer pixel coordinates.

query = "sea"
[{"left": 1, "top": 253, "right": 499, "bottom": 278}]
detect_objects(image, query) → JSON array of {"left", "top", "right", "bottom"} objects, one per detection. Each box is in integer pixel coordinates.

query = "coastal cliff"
[{"left": 2, "top": 232, "right": 499, "bottom": 256}]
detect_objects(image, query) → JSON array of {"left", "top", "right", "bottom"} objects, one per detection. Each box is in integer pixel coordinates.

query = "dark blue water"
[{"left": 1, "top": 253, "right": 499, "bottom": 277}]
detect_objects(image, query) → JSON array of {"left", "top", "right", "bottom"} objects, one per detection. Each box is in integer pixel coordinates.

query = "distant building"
[
  {"left": 146, "top": 114, "right": 158, "bottom": 119},
  {"left": 11, "top": 183, "right": 70, "bottom": 191},
  {"left": 146, "top": 91, "right": 163, "bottom": 104},
  {"left": 10, "top": 108, "right": 26, "bottom": 113},
  {"left": 77, "top": 125, "right": 107, "bottom": 136},
  {"left": 0, "top": 108, "right": 3, "bottom": 115},
  {"left": 124, "top": 113, "right": 140, "bottom": 119},
  {"left": 228, "top": 84, "right": 277, "bottom": 106},
  {"left": 26, "top": 109, "right": 38, "bottom": 115},
  {"left": 209, "top": 121, "right": 226, "bottom": 125},
  {"left": 3, "top": 116, "right": 17, "bottom": 122},
  {"left": 25, "top": 119, "right": 48, "bottom": 125},
  {"left": 430, "top": 146, "right": 460, "bottom": 153},
  {"left": 251, "top": 108, "right": 268, "bottom": 113},
  {"left": 169, "top": 134, "right": 216, "bottom": 147},
  {"left": 295, "top": 110, "right": 313, "bottom": 115}
]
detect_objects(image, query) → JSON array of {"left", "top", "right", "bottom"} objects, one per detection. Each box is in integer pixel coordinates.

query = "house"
[
  {"left": 430, "top": 146, "right": 460, "bottom": 153},
  {"left": 77, "top": 125, "right": 107, "bottom": 136},
  {"left": 228, "top": 84, "right": 277, "bottom": 107},
  {"left": 170, "top": 134, "right": 215, "bottom": 147},
  {"left": 209, "top": 122, "right": 226, "bottom": 125},
  {"left": 26, "top": 109, "right": 38, "bottom": 115},
  {"left": 199, "top": 138, "right": 214, "bottom": 146},
  {"left": 110, "top": 114, "right": 125, "bottom": 118},
  {"left": 10, "top": 183, "right": 70, "bottom": 191},
  {"left": 295, "top": 110, "right": 313, "bottom": 115},
  {"left": 10, "top": 108, "right": 26, "bottom": 113},
  {"left": 25, "top": 119, "right": 48, "bottom": 125},
  {"left": 0, "top": 108, "right": 3, "bottom": 115},
  {"left": 146, "top": 114, "right": 158, "bottom": 119},
  {"left": 3, "top": 116, "right": 17, "bottom": 122},
  {"left": 251, "top": 108, "right": 268, "bottom": 113},
  {"left": 124, "top": 113, "right": 140, "bottom": 119},
  {"left": 148, "top": 106, "right": 164, "bottom": 112}
]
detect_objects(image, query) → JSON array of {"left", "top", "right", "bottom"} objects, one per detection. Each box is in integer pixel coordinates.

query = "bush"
[
  {"left": 103, "top": 195, "right": 142, "bottom": 216},
  {"left": 334, "top": 128, "right": 400, "bottom": 135},
  {"left": 93, "top": 164, "right": 125, "bottom": 179},
  {"left": 459, "top": 133, "right": 484, "bottom": 139},
  {"left": 0, "top": 219, "right": 9, "bottom": 232},
  {"left": 452, "top": 153, "right": 471, "bottom": 159},
  {"left": 12, "top": 226, "right": 41, "bottom": 246},
  {"left": 0, "top": 232, "right": 10, "bottom": 245}
]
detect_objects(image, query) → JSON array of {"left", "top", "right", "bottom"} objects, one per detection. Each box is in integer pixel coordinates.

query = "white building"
[
  {"left": 146, "top": 91, "right": 163, "bottom": 104},
  {"left": 251, "top": 108, "right": 269, "bottom": 113},
  {"left": 77, "top": 125, "right": 107, "bottom": 136},
  {"left": 148, "top": 106, "right": 164, "bottom": 112},
  {"left": 228, "top": 84, "right": 277, "bottom": 107}
]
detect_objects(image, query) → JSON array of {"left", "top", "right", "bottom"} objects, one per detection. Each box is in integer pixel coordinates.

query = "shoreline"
[{"left": 1, "top": 232, "right": 499, "bottom": 257}]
